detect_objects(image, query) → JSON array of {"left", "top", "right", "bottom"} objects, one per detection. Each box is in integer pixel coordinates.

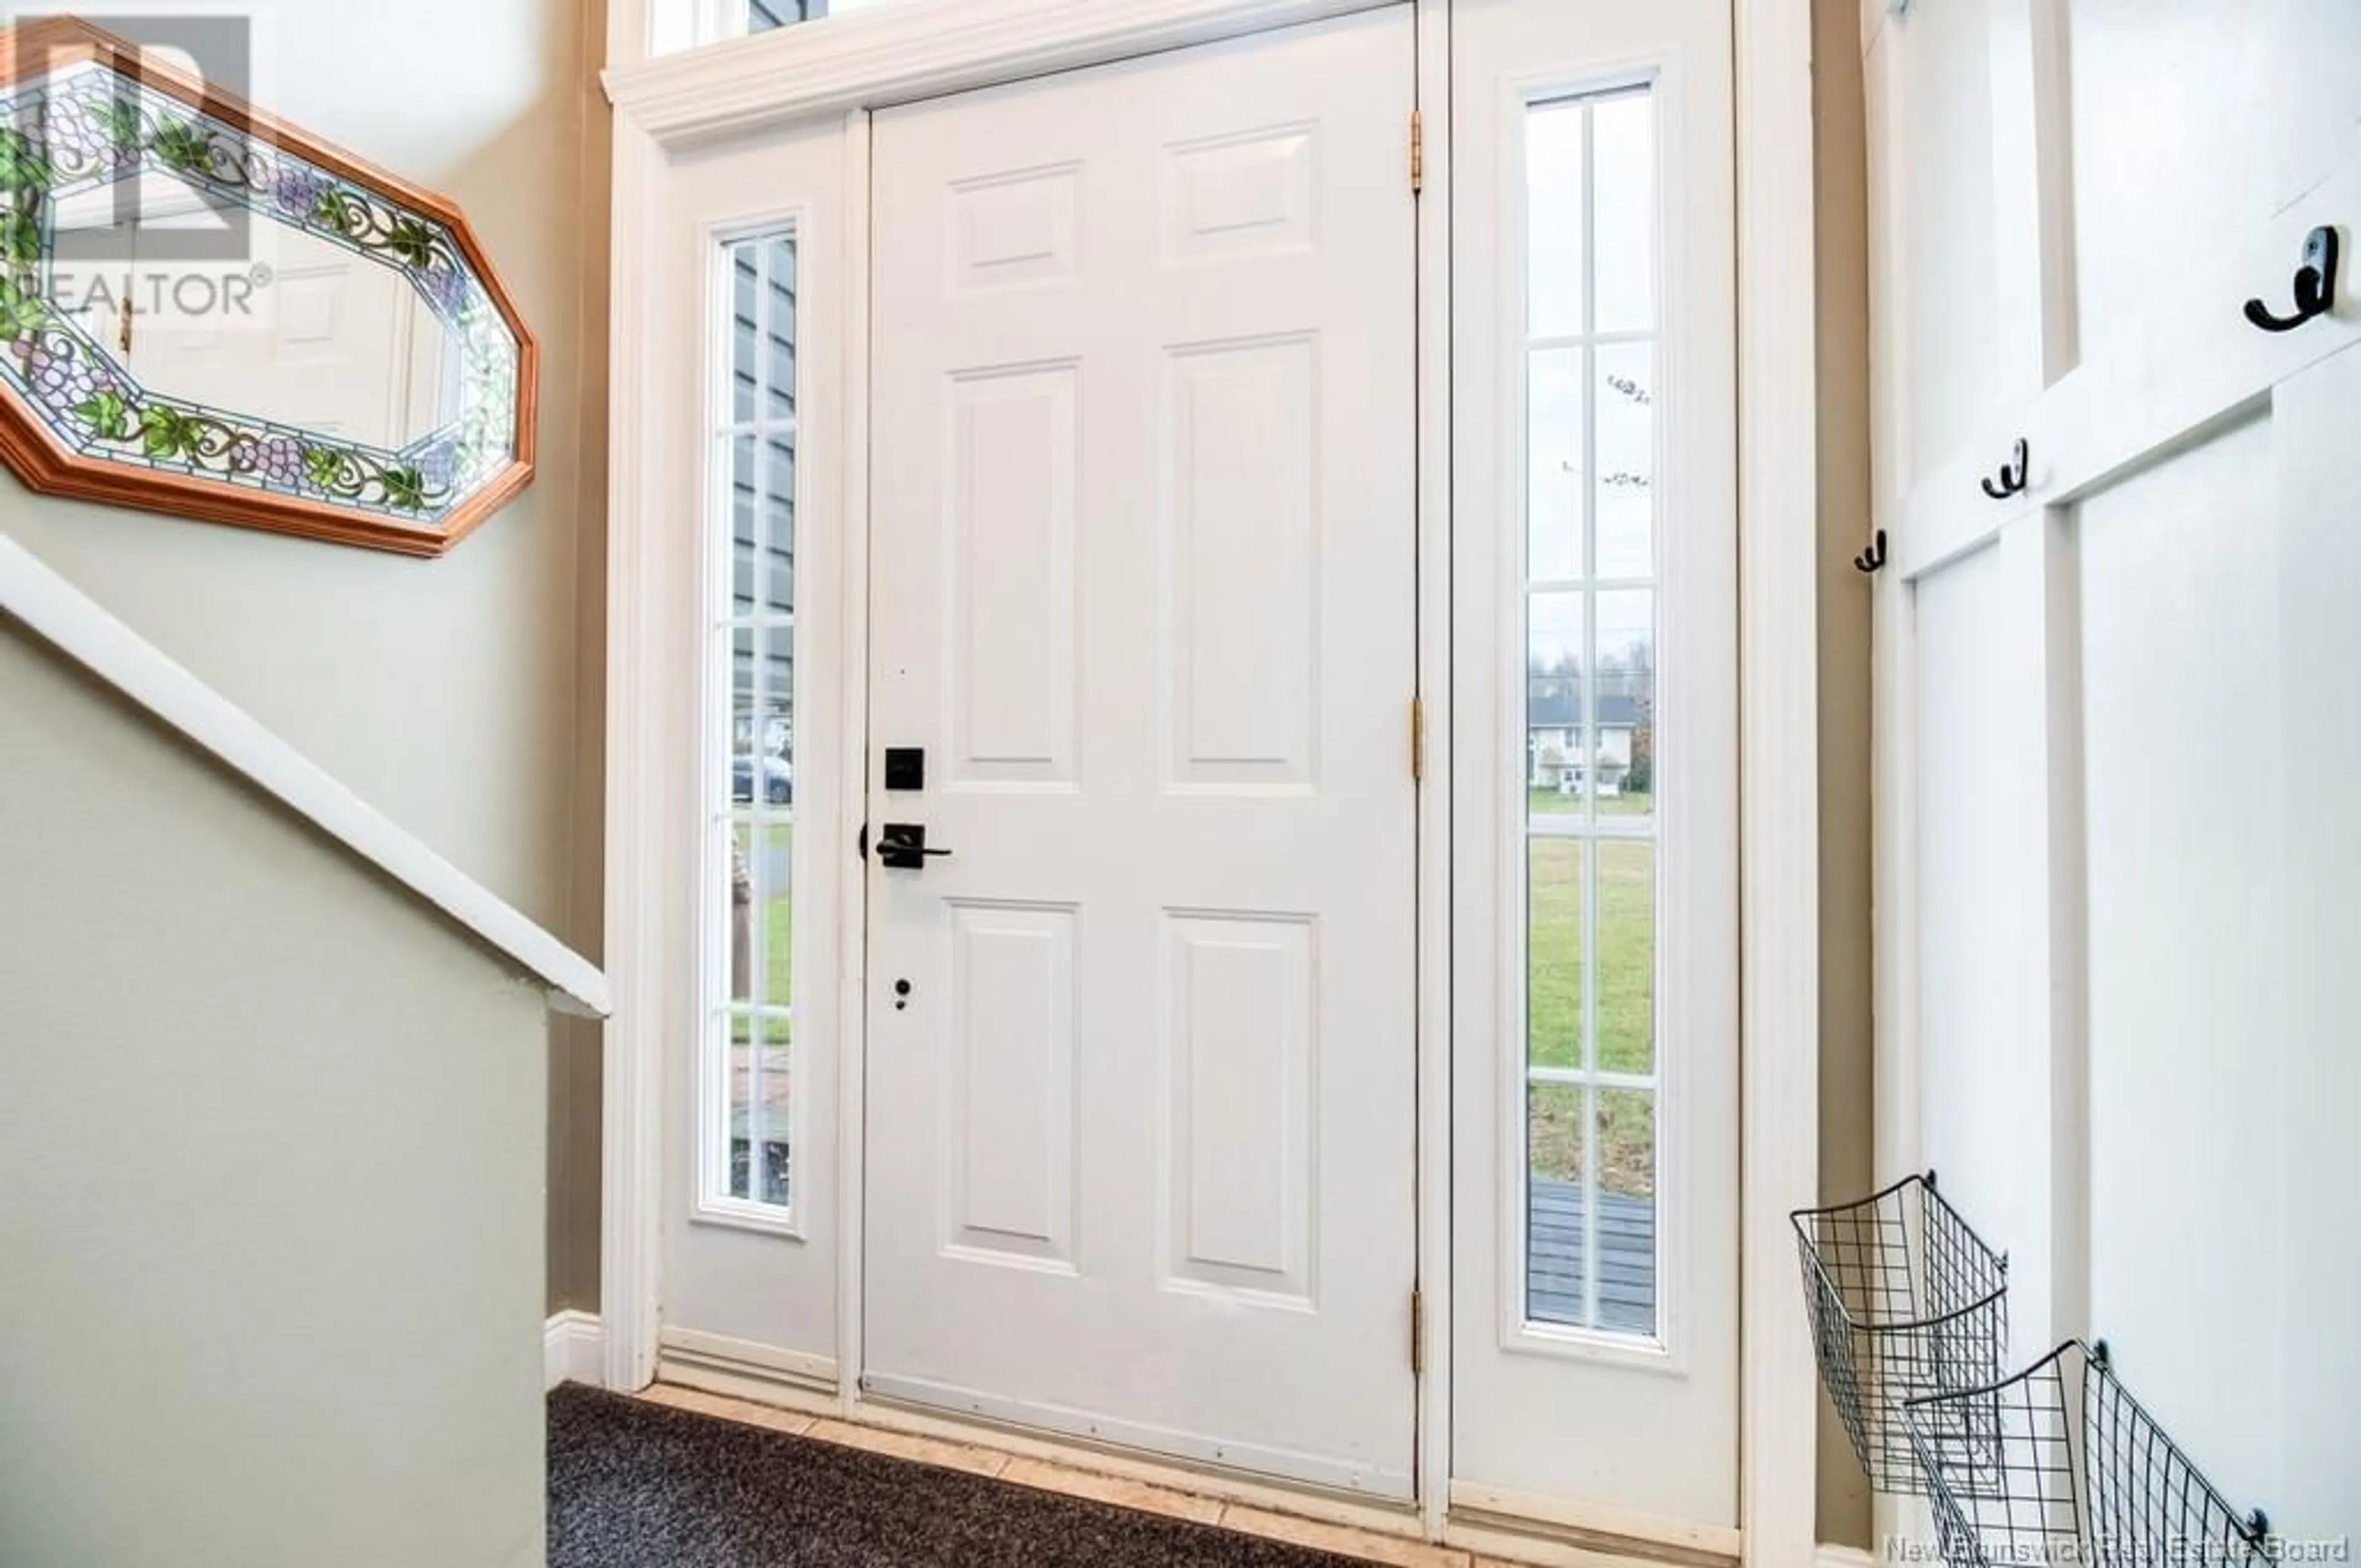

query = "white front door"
[{"left": 863, "top": 9, "right": 1421, "bottom": 1497}]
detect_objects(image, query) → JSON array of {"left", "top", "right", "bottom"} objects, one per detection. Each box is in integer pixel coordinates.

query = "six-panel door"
[{"left": 862, "top": 9, "right": 1423, "bottom": 1497}]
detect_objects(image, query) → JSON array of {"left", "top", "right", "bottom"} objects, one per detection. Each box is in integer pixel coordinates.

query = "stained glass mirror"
[{"left": 0, "top": 20, "right": 534, "bottom": 556}]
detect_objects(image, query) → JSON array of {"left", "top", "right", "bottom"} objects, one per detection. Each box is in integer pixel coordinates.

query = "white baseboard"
[{"left": 545, "top": 1310, "right": 606, "bottom": 1391}]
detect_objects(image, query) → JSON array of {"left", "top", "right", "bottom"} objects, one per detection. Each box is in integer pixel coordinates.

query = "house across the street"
[{"left": 1526, "top": 682, "right": 1643, "bottom": 796}]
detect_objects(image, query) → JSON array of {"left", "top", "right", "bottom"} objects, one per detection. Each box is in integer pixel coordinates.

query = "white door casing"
[
  {"left": 1866, "top": 0, "right": 2361, "bottom": 1537},
  {"left": 601, "top": 4, "right": 1825, "bottom": 1555},
  {"left": 1448, "top": 0, "right": 1741, "bottom": 1532},
  {"left": 862, "top": 9, "right": 1421, "bottom": 1498}
]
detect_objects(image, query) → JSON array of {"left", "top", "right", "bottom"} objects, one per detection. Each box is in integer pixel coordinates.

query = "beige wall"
[
  {"left": 0, "top": 0, "right": 611, "bottom": 1313},
  {"left": 0, "top": 624, "right": 550, "bottom": 1568},
  {"left": 1813, "top": 0, "right": 1877, "bottom": 1549}
]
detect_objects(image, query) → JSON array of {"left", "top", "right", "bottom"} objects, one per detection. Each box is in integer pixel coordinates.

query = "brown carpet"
[{"left": 548, "top": 1387, "right": 1373, "bottom": 1568}]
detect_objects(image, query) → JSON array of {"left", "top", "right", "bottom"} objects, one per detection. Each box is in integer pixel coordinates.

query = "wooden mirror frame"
[{"left": 0, "top": 18, "right": 537, "bottom": 556}]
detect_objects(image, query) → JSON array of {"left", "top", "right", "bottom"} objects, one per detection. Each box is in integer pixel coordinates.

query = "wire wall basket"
[
  {"left": 1793, "top": 1171, "right": 2011, "bottom": 1494},
  {"left": 1905, "top": 1339, "right": 2273, "bottom": 1568}
]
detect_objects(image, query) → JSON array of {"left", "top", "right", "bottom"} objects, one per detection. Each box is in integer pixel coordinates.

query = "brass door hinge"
[
  {"left": 1409, "top": 110, "right": 1425, "bottom": 195},
  {"left": 1410, "top": 695, "right": 1426, "bottom": 782},
  {"left": 1410, "top": 1288, "right": 1425, "bottom": 1376}
]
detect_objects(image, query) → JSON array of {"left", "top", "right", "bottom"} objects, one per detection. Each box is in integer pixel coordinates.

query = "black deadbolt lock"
[{"left": 885, "top": 747, "right": 926, "bottom": 791}]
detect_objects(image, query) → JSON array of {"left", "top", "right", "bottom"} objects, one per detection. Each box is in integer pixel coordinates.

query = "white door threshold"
[
  {"left": 862, "top": 1371, "right": 1413, "bottom": 1502},
  {"left": 628, "top": 1374, "right": 1747, "bottom": 1568},
  {"left": 650, "top": 1373, "right": 1419, "bottom": 1533}
]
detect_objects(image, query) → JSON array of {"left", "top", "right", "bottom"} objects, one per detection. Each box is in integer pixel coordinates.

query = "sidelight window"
[
  {"left": 1520, "top": 84, "right": 1662, "bottom": 1340},
  {"left": 704, "top": 228, "right": 799, "bottom": 1220}
]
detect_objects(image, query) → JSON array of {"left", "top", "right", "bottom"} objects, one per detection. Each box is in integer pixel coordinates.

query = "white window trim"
[
  {"left": 691, "top": 212, "right": 813, "bottom": 1240},
  {"left": 599, "top": 7, "right": 1821, "bottom": 1567},
  {"left": 1490, "top": 55, "right": 1690, "bottom": 1377}
]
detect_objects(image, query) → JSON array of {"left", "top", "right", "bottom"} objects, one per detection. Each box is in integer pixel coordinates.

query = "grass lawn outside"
[
  {"left": 720, "top": 826, "right": 795, "bottom": 1206},
  {"left": 1526, "top": 785, "right": 1653, "bottom": 819},
  {"left": 730, "top": 822, "right": 794, "bottom": 1046},
  {"left": 1525, "top": 788, "right": 1658, "bottom": 1199}
]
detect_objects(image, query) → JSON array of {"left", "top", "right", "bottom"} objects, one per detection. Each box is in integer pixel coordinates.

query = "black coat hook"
[
  {"left": 1854, "top": 529, "right": 1888, "bottom": 574},
  {"left": 1980, "top": 438, "right": 2030, "bottom": 501},
  {"left": 2244, "top": 226, "right": 2338, "bottom": 333}
]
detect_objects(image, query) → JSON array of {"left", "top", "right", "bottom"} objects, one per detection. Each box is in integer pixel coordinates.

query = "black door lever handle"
[{"left": 877, "top": 823, "right": 952, "bottom": 871}]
